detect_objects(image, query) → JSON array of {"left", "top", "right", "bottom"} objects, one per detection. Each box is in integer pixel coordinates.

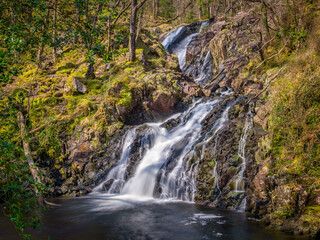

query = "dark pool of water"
[{"left": 0, "top": 194, "right": 309, "bottom": 240}]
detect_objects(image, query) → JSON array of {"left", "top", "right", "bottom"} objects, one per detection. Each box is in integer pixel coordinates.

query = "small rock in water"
[
  {"left": 217, "top": 220, "right": 226, "bottom": 224},
  {"left": 102, "top": 179, "right": 114, "bottom": 192},
  {"left": 200, "top": 221, "right": 208, "bottom": 226}
]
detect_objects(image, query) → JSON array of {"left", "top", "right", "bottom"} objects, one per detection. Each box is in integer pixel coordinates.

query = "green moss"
[
  {"left": 208, "top": 161, "right": 215, "bottom": 168},
  {"left": 305, "top": 205, "right": 320, "bottom": 214},
  {"left": 276, "top": 209, "right": 295, "bottom": 218},
  {"left": 117, "top": 89, "right": 132, "bottom": 106}
]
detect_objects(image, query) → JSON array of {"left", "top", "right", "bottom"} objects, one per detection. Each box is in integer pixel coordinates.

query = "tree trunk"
[
  {"left": 177, "top": 0, "right": 180, "bottom": 23},
  {"left": 198, "top": 4, "right": 202, "bottom": 19},
  {"left": 107, "top": 16, "right": 111, "bottom": 53},
  {"left": 224, "top": 0, "right": 227, "bottom": 20},
  {"left": 37, "top": 8, "right": 50, "bottom": 67},
  {"left": 17, "top": 112, "right": 44, "bottom": 206},
  {"left": 86, "top": 63, "right": 95, "bottom": 79},
  {"left": 262, "top": 3, "right": 271, "bottom": 38},
  {"left": 153, "top": 0, "right": 157, "bottom": 18},
  {"left": 136, "top": 8, "right": 144, "bottom": 42},
  {"left": 74, "top": 7, "right": 80, "bottom": 45},
  {"left": 129, "top": 0, "right": 138, "bottom": 62},
  {"left": 52, "top": 0, "right": 58, "bottom": 63},
  {"left": 208, "top": 4, "right": 212, "bottom": 19},
  {"left": 155, "top": 0, "right": 159, "bottom": 18}
]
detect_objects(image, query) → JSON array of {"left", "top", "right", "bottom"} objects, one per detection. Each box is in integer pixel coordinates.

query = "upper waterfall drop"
[{"left": 161, "top": 20, "right": 214, "bottom": 82}]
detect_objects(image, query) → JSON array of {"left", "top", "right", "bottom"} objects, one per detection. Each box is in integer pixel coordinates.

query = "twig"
[
  {"left": 152, "top": 0, "right": 193, "bottom": 27},
  {"left": 44, "top": 199, "right": 62, "bottom": 207},
  {"left": 29, "top": 124, "right": 48, "bottom": 135},
  {"left": 256, "top": 40, "right": 288, "bottom": 69},
  {"left": 258, "top": 35, "right": 277, "bottom": 52},
  {"left": 246, "top": 67, "right": 283, "bottom": 104},
  {"left": 204, "top": 68, "right": 224, "bottom": 89},
  {"left": 112, "top": 2, "right": 132, "bottom": 26}
]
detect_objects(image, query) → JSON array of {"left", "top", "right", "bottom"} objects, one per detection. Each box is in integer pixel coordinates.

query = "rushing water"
[
  {"left": 95, "top": 98, "right": 232, "bottom": 202},
  {"left": 234, "top": 107, "right": 253, "bottom": 193},
  {"left": 162, "top": 21, "right": 212, "bottom": 79}
]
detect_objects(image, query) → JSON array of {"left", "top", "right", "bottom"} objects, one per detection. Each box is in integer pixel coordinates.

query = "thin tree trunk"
[
  {"left": 129, "top": 0, "right": 138, "bottom": 61},
  {"left": 129, "top": 0, "right": 147, "bottom": 62},
  {"left": 17, "top": 112, "right": 45, "bottom": 206},
  {"left": 107, "top": 16, "right": 111, "bottom": 53},
  {"left": 107, "top": 2, "right": 132, "bottom": 56},
  {"left": 262, "top": 3, "right": 271, "bottom": 38},
  {"left": 52, "top": 0, "right": 58, "bottom": 63},
  {"left": 198, "top": 4, "right": 202, "bottom": 19},
  {"left": 155, "top": 0, "right": 159, "bottom": 18},
  {"left": 153, "top": 0, "right": 157, "bottom": 18},
  {"left": 136, "top": 8, "right": 144, "bottom": 42},
  {"left": 37, "top": 8, "right": 50, "bottom": 67},
  {"left": 224, "top": 0, "right": 227, "bottom": 20},
  {"left": 177, "top": 0, "right": 180, "bottom": 16},
  {"left": 74, "top": 7, "right": 80, "bottom": 45}
]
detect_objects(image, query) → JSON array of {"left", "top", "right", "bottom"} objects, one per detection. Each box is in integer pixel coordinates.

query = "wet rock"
[
  {"left": 181, "top": 81, "right": 204, "bottom": 97},
  {"left": 102, "top": 179, "right": 114, "bottom": 192},
  {"left": 161, "top": 118, "right": 182, "bottom": 132},
  {"left": 149, "top": 92, "right": 178, "bottom": 114},
  {"left": 216, "top": 86, "right": 228, "bottom": 94}
]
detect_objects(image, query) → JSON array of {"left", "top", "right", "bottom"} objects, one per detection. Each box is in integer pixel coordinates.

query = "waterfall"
[
  {"left": 173, "top": 33, "right": 199, "bottom": 70},
  {"left": 162, "top": 21, "right": 213, "bottom": 75},
  {"left": 93, "top": 21, "right": 250, "bottom": 207},
  {"left": 194, "top": 50, "right": 214, "bottom": 84},
  {"left": 234, "top": 108, "right": 253, "bottom": 192},
  {"left": 121, "top": 99, "right": 221, "bottom": 198},
  {"left": 94, "top": 128, "right": 139, "bottom": 193},
  {"left": 94, "top": 98, "right": 232, "bottom": 201}
]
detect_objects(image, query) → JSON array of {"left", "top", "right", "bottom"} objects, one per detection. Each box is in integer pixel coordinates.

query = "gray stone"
[{"left": 72, "top": 77, "right": 88, "bottom": 94}]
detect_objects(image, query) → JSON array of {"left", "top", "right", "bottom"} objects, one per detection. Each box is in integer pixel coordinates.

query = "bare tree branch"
[
  {"left": 246, "top": 67, "right": 284, "bottom": 104},
  {"left": 256, "top": 40, "right": 288, "bottom": 69}
]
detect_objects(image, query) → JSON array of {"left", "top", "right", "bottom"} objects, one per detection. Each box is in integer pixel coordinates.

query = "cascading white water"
[
  {"left": 194, "top": 50, "right": 214, "bottom": 84},
  {"left": 160, "top": 104, "right": 232, "bottom": 202},
  {"left": 173, "top": 33, "right": 199, "bottom": 70},
  {"left": 121, "top": 99, "right": 222, "bottom": 198},
  {"left": 94, "top": 98, "right": 232, "bottom": 201},
  {"left": 94, "top": 21, "right": 241, "bottom": 203},
  {"left": 162, "top": 21, "right": 212, "bottom": 74},
  {"left": 162, "top": 26, "right": 186, "bottom": 51},
  {"left": 94, "top": 128, "right": 138, "bottom": 193},
  {"left": 234, "top": 108, "right": 253, "bottom": 192}
]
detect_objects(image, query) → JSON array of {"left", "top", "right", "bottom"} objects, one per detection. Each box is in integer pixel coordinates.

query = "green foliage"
[
  {"left": 0, "top": 103, "right": 44, "bottom": 239},
  {"left": 159, "top": 0, "right": 175, "bottom": 19},
  {"left": 269, "top": 52, "right": 320, "bottom": 188}
]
